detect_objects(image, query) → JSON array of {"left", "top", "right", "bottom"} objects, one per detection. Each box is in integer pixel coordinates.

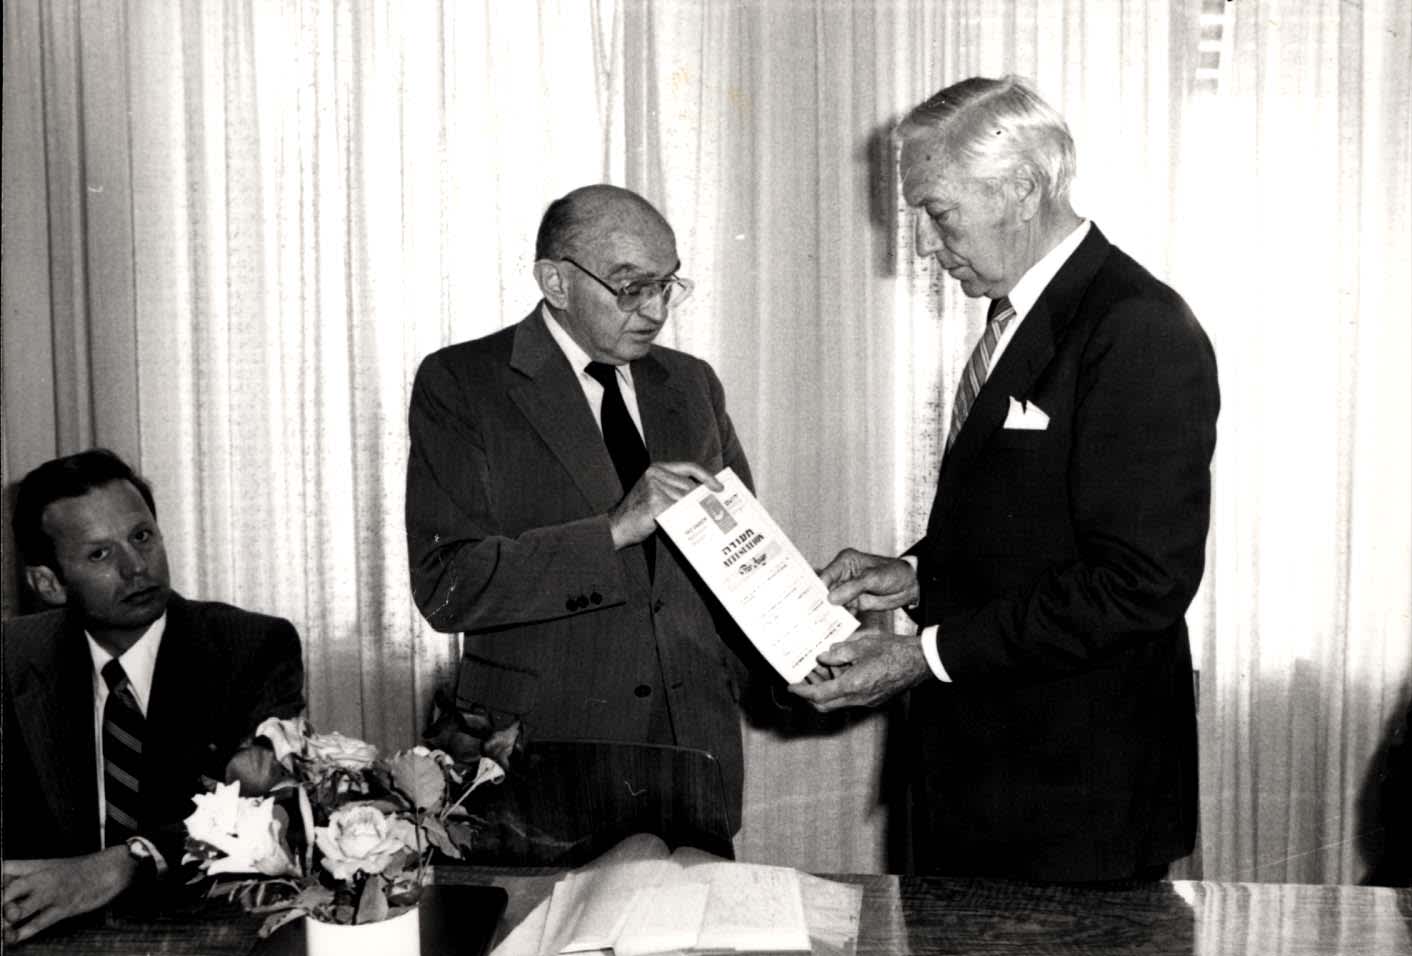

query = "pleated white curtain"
[
  {"left": 1, "top": 0, "right": 627, "bottom": 753},
  {"left": 1173, "top": 1, "right": 1412, "bottom": 884},
  {"left": 3, "top": 0, "right": 1409, "bottom": 881}
]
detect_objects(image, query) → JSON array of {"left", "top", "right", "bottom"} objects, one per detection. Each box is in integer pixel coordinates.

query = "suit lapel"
[
  {"left": 633, "top": 353, "right": 689, "bottom": 462},
  {"left": 933, "top": 226, "right": 1113, "bottom": 520},
  {"left": 507, "top": 309, "right": 624, "bottom": 515},
  {"left": 145, "top": 594, "right": 197, "bottom": 784},
  {"left": 10, "top": 611, "right": 99, "bottom": 846}
]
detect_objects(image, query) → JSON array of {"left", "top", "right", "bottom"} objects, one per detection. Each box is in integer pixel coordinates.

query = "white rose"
[
  {"left": 184, "top": 781, "right": 297, "bottom": 877},
  {"left": 314, "top": 804, "right": 418, "bottom": 881}
]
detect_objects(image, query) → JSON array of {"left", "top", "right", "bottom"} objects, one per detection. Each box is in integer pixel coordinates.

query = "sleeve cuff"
[
  {"left": 901, "top": 555, "right": 921, "bottom": 611},
  {"left": 919, "top": 625, "right": 952, "bottom": 682}
]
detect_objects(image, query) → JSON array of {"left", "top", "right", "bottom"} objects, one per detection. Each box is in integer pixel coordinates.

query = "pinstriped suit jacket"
[
  {"left": 1, "top": 593, "right": 305, "bottom": 866},
  {"left": 405, "top": 308, "right": 754, "bottom": 831}
]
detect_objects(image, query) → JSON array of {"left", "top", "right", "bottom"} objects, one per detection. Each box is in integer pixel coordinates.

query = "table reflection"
[{"left": 9, "top": 869, "right": 1410, "bottom": 955}]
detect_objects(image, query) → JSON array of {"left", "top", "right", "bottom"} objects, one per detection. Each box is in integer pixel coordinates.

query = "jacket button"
[
  {"left": 634, "top": 684, "right": 651, "bottom": 698},
  {"left": 590, "top": 591, "right": 602, "bottom": 605},
  {"left": 565, "top": 598, "right": 576, "bottom": 611},
  {"left": 652, "top": 598, "right": 665, "bottom": 614}
]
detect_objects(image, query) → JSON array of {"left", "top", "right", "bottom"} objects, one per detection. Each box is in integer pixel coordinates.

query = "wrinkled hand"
[
  {"left": 2, "top": 849, "right": 139, "bottom": 944},
  {"left": 609, "top": 462, "right": 722, "bottom": 548},
  {"left": 225, "top": 741, "right": 289, "bottom": 796},
  {"left": 786, "top": 628, "right": 930, "bottom": 711},
  {"left": 818, "top": 548, "right": 919, "bottom": 612}
]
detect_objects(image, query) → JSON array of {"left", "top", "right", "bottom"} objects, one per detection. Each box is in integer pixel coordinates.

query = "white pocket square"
[{"left": 1003, "top": 396, "right": 1049, "bottom": 430}]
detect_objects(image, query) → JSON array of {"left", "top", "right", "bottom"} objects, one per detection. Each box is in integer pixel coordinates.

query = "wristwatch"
[{"left": 123, "top": 836, "right": 159, "bottom": 879}]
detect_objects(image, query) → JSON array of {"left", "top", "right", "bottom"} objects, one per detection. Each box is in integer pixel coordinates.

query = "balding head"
[{"left": 535, "top": 184, "right": 675, "bottom": 263}]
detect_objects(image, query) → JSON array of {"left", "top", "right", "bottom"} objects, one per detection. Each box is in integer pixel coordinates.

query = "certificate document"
[{"left": 655, "top": 468, "right": 859, "bottom": 684}]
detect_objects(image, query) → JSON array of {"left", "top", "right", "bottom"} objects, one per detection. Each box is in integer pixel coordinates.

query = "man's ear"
[
  {"left": 1008, "top": 165, "right": 1042, "bottom": 222},
  {"left": 25, "top": 565, "right": 68, "bottom": 608},
  {"left": 533, "top": 259, "right": 571, "bottom": 309}
]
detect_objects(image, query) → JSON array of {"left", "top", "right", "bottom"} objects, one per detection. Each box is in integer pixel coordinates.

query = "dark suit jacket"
[
  {"left": 405, "top": 308, "right": 754, "bottom": 830},
  {"left": 907, "top": 225, "right": 1219, "bottom": 881},
  {"left": 2, "top": 594, "right": 305, "bottom": 867}
]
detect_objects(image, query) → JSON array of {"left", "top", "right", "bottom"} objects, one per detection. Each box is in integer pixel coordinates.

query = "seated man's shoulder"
[
  {"left": 175, "top": 596, "right": 300, "bottom": 646},
  {"left": 2, "top": 606, "right": 71, "bottom": 659}
]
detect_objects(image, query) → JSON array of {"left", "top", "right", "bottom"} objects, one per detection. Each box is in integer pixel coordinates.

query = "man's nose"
[
  {"left": 636, "top": 288, "right": 668, "bottom": 321},
  {"left": 914, "top": 214, "right": 943, "bottom": 258},
  {"left": 117, "top": 543, "right": 148, "bottom": 578}
]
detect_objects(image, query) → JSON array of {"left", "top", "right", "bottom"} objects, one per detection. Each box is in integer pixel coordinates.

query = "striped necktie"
[
  {"left": 102, "top": 658, "right": 145, "bottom": 846},
  {"left": 944, "top": 296, "right": 1017, "bottom": 454}
]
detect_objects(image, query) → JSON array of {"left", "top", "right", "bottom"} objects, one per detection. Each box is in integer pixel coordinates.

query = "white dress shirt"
[
  {"left": 88, "top": 613, "right": 165, "bottom": 847},
  {"left": 920, "top": 220, "right": 1092, "bottom": 682},
  {"left": 541, "top": 304, "right": 648, "bottom": 440}
]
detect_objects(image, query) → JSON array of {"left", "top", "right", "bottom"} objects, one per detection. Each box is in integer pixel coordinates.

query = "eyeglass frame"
[{"left": 559, "top": 256, "right": 694, "bottom": 312}]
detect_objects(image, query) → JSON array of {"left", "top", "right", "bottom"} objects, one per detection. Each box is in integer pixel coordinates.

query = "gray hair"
[{"left": 897, "top": 76, "right": 1076, "bottom": 206}]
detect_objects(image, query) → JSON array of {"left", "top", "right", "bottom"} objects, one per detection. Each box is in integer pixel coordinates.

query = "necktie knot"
[
  {"left": 584, "top": 361, "right": 621, "bottom": 389},
  {"left": 102, "top": 658, "right": 130, "bottom": 693},
  {"left": 988, "top": 296, "right": 1015, "bottom": 325}
]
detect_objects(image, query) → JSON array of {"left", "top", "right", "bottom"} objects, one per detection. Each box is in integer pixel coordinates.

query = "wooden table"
[{"left": 12, "top": 869, "right": 1411, "bottom": 955}]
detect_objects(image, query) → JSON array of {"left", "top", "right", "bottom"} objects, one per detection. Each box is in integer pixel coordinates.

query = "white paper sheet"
[{"left": 656, "top": 468, "right": 859, "bottom": 684}]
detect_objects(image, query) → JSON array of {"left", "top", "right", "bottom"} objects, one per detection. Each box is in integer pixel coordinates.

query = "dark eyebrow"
[{"left": 78, "top": 518, "right": 153, "bottom": 547}]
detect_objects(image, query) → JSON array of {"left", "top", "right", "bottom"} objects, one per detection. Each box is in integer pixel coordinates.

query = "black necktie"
[
  {"left": 102, "top": 659, "right": 145, "bottom": 846},
  {"left": 585, "top": 362, "right": 649, "bottom": 493},
  {"left": 585, "top": 361, "right": 654, "bottom": 572}
]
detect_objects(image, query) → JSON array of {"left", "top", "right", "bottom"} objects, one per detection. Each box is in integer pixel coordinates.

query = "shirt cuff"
[{"left": 919, "top": 625, "right": 953, "bottom": 682}]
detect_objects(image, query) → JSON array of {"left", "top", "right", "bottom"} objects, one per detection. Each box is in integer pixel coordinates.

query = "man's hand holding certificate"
[{"left": 655, "top": 468, "right": 859, "bottom": 684}]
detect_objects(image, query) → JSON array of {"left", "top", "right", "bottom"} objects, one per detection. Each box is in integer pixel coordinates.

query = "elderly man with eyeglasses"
[{"left": 405, "top": 184, "right": 756, "bottom": 837}]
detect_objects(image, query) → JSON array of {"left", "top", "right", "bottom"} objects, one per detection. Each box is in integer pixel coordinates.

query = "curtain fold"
[
  {"left": 3, "top": 0, "right": 1408, "bottom": 881},
  {"left": 1177, "top": 0, "right": 1412, "bottom": 884}
]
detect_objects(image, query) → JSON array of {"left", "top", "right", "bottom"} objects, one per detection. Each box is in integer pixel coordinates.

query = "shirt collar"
[
  {"left": 1005, "top": 220, "right": 1091, "bottom": 320},
  {"left": 540, "top": 303, "right": 635, "bottom": 389},
  {"left": 87, "top": 612, "right": 167, "bottom": 711}
]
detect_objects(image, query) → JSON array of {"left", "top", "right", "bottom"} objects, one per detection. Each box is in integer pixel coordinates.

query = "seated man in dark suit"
[{"left": 2, "top": 449, "right": 305, "bottom": 944}]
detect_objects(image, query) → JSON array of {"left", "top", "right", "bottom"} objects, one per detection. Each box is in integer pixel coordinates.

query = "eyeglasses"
[{"left": 561, "top": 256, "right": 694, "bottom": 312}]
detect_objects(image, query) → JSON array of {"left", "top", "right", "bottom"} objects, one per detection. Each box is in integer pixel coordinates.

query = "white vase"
[{"left": 304, "top": 904, "right": 420, "bottom": 956}]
